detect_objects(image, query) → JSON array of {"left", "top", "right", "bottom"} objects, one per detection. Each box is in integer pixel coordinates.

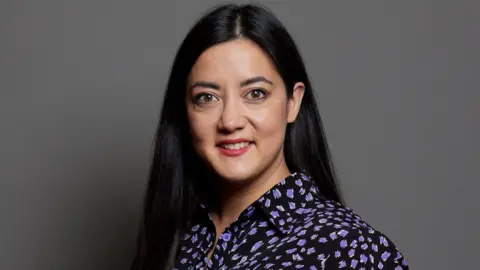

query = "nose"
[{"left": 217, "top": 96, "right": 247, "bottom": 133}]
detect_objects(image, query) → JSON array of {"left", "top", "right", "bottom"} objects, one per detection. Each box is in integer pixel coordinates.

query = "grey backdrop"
[{"left": 1, "top": 1, "right": 478, "bottom": 269}]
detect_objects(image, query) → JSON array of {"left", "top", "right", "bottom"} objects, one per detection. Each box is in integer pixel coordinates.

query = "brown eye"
[
  {"left": 195, "top": 93, "right": 219, "bottom": 104},
  {"left": 246, "top": 89, "right": 267, "bottom": 100}
]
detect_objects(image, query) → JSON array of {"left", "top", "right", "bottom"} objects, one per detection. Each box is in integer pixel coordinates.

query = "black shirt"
[{"left": 173, "top": 172, "right": 408, "bottom": 269}]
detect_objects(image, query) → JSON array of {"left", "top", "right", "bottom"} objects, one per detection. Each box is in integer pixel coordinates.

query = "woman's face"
[{"left": 186, "top": 39, "right": 304, "bottom": 183}]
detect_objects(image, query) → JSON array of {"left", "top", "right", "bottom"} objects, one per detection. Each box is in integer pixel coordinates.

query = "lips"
[
  {"left": 219, "top": 141, "right": 250, "bottom": 150},
  {"left": 217, "top": 139, "right": 253, "bottom": 157}
]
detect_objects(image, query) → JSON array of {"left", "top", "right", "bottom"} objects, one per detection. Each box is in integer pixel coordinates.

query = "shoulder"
[{"left": 296, "top": 199, "right": 409, "bottom": 269}]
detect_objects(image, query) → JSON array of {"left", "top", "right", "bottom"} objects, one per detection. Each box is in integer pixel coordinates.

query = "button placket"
[{"left": 210, "top": 230, "right": 231, "bottom": 268}]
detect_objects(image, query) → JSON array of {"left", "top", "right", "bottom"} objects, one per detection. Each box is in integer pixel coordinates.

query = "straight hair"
[{"left": 130, "top": 4, "right": 343, "bottom": 270}]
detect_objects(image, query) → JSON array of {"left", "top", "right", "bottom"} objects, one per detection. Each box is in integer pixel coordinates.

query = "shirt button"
[{"left": 221, "top": 232, "right": 231, "bottom": 242}]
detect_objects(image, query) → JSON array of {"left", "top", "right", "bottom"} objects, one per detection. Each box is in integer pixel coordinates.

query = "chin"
[{"left": 214, "top": 166, "right": 258, "bottom": 183}]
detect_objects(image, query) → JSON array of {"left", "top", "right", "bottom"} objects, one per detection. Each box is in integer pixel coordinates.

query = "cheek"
[
  {"left": 187, "top": 110, "right": 217, "bottom": 147},
  {"left": 251, "top": 101, "right": 289, "bottom": 140}
]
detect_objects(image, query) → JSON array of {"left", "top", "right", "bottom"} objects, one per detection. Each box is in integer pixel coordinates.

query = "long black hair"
[{"left": 130, "top": 4, "right": 343, "bottom": 270}]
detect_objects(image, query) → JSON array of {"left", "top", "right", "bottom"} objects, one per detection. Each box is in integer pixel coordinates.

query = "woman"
[{"left": 131, "top": 4, "right": 408, "bottom": 270}]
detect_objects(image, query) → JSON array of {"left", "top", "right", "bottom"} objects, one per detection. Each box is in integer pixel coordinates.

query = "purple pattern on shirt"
[{"left": 173, "top": 172, "right": 408, "bottom": 270}]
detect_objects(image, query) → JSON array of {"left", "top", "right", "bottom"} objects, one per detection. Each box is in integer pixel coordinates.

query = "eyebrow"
[
  {"left": 188, "top": 76, "right": 273, "bottom": 91},
  {"left": 240, "top": 76, "right": 273, "bottom": 87}
]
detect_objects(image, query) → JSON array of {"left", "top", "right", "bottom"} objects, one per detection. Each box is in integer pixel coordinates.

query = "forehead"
[{"left": 188, "top": 39, "right": 281, "bottom": 83}]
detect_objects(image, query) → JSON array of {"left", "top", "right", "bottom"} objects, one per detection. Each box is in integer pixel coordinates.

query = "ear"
[{"left": 287, "top": 82, "right": 305, "bottom": 123}]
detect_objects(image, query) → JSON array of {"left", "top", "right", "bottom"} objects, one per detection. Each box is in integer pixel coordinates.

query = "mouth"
[
  {"left": 219, "top": 141, "right": 251, "bottom": 150},
  {"left": 216, "top": 139, "right": 253, "bottom": 157}
]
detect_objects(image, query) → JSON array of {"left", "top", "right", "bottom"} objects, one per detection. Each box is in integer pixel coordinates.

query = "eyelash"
[
  {"left": 193, "top": 89, "right": 268, "bottom": 104},
  {"left": 245, "top": 89, "right": 268, "bottom": 100},
  {"left": 194, "top": 93, "right": 219, "bottom": 104}
]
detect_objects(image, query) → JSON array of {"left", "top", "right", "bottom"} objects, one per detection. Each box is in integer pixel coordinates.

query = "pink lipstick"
[{"left": 217, "top": 139, "right": 253, "bottom": 157}]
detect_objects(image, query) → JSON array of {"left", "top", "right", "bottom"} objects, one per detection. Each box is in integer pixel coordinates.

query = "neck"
[{"left": 210, "top": 156, "right": 291, "bottom": 233}]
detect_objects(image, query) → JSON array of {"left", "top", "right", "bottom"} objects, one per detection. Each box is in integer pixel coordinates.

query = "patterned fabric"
[{"left": 173, "top": 172, "right": 408, "bottom": 269}]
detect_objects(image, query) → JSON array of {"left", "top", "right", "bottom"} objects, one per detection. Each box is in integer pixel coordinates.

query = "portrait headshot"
[
  {"left": 1, "top": 1, "right": 477, "bottom": 270},
  {"left": 130, "top": 4, "right": 407, "bottom": 269}
]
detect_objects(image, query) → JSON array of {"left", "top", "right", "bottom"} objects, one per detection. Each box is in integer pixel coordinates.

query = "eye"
[
  {"left": 246, "top": 89, "right": 267, "bottom": 100},
  {"left": 194, "top": 93, "right": 219, "bottom": 104}
]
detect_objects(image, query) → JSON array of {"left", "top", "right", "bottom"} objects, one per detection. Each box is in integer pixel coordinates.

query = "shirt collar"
[
  {"left": 253, "top": 171, "right": 321, "bottom": 234},
  {"left": 197, "top": 171, "right": 321, "bottom": 235}
]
